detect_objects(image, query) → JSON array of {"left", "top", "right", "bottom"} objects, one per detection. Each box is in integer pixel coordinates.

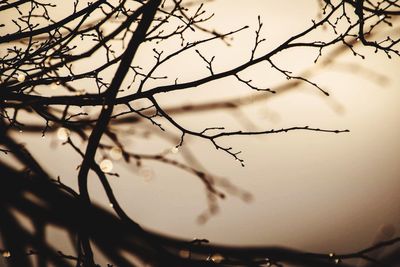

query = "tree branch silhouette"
[{"left": 1, "top": 0, "right": 399, "bottom": 266}]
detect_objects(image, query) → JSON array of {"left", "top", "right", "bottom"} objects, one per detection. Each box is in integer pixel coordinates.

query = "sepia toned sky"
[{"left": 1, "top": 0, "right": 400, "bottom": 265}]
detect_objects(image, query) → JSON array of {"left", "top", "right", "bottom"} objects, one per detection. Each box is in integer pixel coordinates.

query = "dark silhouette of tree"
[{"left": 0, "top": 0, "right": 399, "bottom": 266}]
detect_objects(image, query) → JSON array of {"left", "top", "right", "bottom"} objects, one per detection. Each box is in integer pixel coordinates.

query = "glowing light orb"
[
  {"left": 100, "top": 159, "right": 113, "bottom": 172},
  {"left": 57, "top": 128, "right": 70, "bottom": 141},
  {"left": 171, "top": 146, "right": 179, "bottom": 154},
  {"left": 110, "top": 146, "right": 123, "bottom": 160},
  {"left": 210, "top": 254, "right": 224, "bottom": 263},
  {"left": 17, "top": 73, "right": 26, "bottom": 82}
]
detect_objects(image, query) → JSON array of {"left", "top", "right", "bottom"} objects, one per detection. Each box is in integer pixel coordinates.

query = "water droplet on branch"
[
  {"left": 100, "top": 159, "right": 113, "bottom": 172},
  {"left": 170, "top": 146, "right": 179, "bottom": 154},
  {"left": 17, "top": 73, "right": 26, "bottom": 82},
  {"left": 57, "top": 128, "right": 70, "bottom": 141}
]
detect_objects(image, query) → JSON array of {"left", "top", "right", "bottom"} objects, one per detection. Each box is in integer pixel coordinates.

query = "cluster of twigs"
[{"left": 0, "top": 0, "right": 399, "bottom": 266}]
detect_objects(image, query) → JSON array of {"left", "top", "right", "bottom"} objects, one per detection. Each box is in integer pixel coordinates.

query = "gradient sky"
[{"left": 1, "top": 0, "right": 399, "bottom": 265}]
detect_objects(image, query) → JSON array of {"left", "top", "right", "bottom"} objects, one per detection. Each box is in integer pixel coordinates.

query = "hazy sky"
[{"left": 1, "top": 0, "right": 399, "bottom": 265}]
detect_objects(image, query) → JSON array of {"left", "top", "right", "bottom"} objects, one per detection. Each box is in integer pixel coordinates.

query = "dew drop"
[
  {"left": 170, "top": 146, "right": 179, "bottom": 154},
  {"left": 100, "top": 159, "right": 113, "bottom": 172},
  {"left": 57, "top": 128, "right": 70, "bottom": 141},
  {"left": 17, "top": 73, "right": 26, "bottom": 82}
]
